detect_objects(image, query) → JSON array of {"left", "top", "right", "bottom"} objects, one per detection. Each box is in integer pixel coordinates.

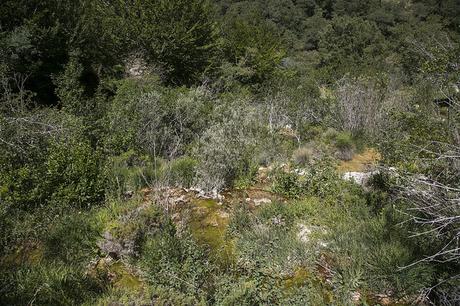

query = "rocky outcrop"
[{"left": 342, "top": 171, "right": 378, "bottom": 186}]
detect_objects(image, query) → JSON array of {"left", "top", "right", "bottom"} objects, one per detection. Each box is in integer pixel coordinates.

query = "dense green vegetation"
[{"left": 1, "top": 0, "right": 459, "bottom": 305}]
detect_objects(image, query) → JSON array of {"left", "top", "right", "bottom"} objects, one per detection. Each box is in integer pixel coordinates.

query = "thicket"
[{"left": 1, "top": 0, "right": 459, "bottom": 305}]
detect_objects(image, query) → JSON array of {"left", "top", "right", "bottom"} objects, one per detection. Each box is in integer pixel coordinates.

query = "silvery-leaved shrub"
[{"left": 194, "top": 100, "right": 261, "bottom": 191}]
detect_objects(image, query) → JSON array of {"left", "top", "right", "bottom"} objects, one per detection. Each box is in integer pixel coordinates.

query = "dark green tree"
[
  {"left": 0, "top": 0, "right": 122, "bottom": 106},
  {"left": 221, "top": 16, "right": 285, "bottom": 85},
  {"left": 318, "top": 16, "right": 387, "bottom": 79},
  {"left": 107, "top": 0, "right": 219, "bottom": 86}
]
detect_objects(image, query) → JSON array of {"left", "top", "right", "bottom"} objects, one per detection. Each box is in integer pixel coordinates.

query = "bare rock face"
[
  {"left": 125, "top": 56, "right": 148, "bottom": 78},
  {"left": 297, "top": 223, "right": 328, "bottom": 248},
  {"left": 342, "top": 171, "right": 379, "bottom": 186},
  {"left": 253, "top": 198, "right": 272, "bottom": 207},
  {"left": 256, "top": 166, "right": 272, "bottom": 184},
  {"left": 97, "top": 232, "right": 124, "bottom": 260},
  {"left": 297, "top": 223, "right": 314, "bottom": 243}
]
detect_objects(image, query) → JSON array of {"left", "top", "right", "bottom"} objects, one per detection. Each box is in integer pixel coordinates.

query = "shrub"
[
  {"left": 0, "top": 262, "right": 103, "bottom": 306},
  {"left": 272, "top": 158, "right": 340, "bottom": 199},
  {"left": 107, "top": 203, "right": 168, "bottom": 258},
  {"left": 233, "top": 161, "right": 259, "bottom": 189},
  {"left": 106, "top": 153, "right": 199, "bottom": 193},
  {"left": 335, "top": 132, "right": 353, "bottom": 151},
  {"left": 53, "top": 53, "right": 86, "bottom": 115},
  {"left": 319, "top": 16, "right": 386, "bottom": 78},
  {"left": 334, "top": 132, "right": 354, "bottom": 161},
  {"left": 110, "top": 0, "right": 219, "bottom": 85},
  {"left": 366, "top": 241, "right": 435, "bottom": 297},
  {"left": 271, "top": 170, "right": 305, "bottom": 199},
  {"left": 105, "top": 81, "right": 212, "bottom": 158},
  {"left": 44, "top": 212, "right": 100, "bottom": 264},
  {"left": 194, "top": 101, "right": 261, "bottom": 191},
  {"left": 1, "top": 209, "right": 105, "bottom": 306},
  {"left": 323, "top": 127, "right": 339, "bottom": 141},
  {"left": 105, "top": 150, "right": 158, "bottom": 198},
  {"left": 226, "top": 203, "right": 253, "bottom": 237},
  {"left": 292, "top": 146, "right": 314, "bottom": 166},
  {"left": 1, "top": 135, "right": 105, "bottom": 211},
  {"left": 140, "top": 228, "right": 216, "bottom": 303},
  {"left": 45, "top": 139, "right": 106, "bottom": 209},
  {"left": 166, "top": 156, "right": 198, "bottom": 188},
  {"left": 221, "top": 17, "right": 285, "bottom": 85}
]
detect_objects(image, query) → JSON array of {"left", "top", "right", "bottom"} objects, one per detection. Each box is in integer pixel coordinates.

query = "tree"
[
  {"left": 220, "top": 16, "right": 285, "bottom": 85},
  {"left": 318, "top": 16, "right": 387, "bottom": 79},
  {"left": 0, "top": 0, "right": 123, "bottom": 106},
  {"left": 106, "top": 0, "right": 219, "bottom": 86}
]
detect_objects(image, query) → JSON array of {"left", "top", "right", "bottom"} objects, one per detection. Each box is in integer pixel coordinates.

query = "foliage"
[
  {"left": 318, "top": 16, "right": 387, "bottom": 79},
  {"left": 104, "top": 79, "right": 212, "bottom": 158},
  {"left": 53, "top": 53, "right": 87, "bottom": 115},
  {"left": 0, "top": 0, "right": 121, "bottom": 105},
  {"left": 140, "top": 218, "right": 216, "bottom": 304},
  {"left": 271, "top": 171, "right": 305, "bottom": 199},
  {"left": 1, "top": 134, "right": 105, "bottom": 211},
  {"left": 0, "top": 262, "right": 104, "bottom": 306},
  {"left": 272, "top": 157, "right": 340, "bottom": 199},
  {"left": 166, "top": 156, "right": 199, "bottom": 188},
  {"left": 2, "top": 0, "right": 460, "bottom": 304},
  {"left": 105, "top": 150, "right": 157, "bottom": 198},
  {"left": 44, "top": 212, "right": 101, "bottom": 264},
  {"left": 221, "top": 16, "right": 285, "bottom": 85},
  {"left": 0, "top": 208, "right": 105, "bottom": 306},
  {"left": 107, "top": 0, "right": 219, "bottom": 85},
  {"left": 45, "top": 139, "right": 106, "bottom": 209},
  {"left": 194, "top": 99, "right": 262, "bottom": 191}
]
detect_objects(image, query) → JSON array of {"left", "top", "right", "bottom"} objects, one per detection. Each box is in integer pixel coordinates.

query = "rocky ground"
[{"left": 84, "top": 148, "right": 413, "bottom": 305}]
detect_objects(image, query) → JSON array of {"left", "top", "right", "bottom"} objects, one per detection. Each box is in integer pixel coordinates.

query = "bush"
[
  {"left": 319, "top": 16, "right": 386, "bottom": 78},
  {"left": 292, "top": 146, "right": 314, "bottom": 166},
  {"left": 271, "top": 171, "right": 305, "bottom": 199},
  {"left": 0, "top": 262, "right": 103, "bottom": 306},
  {"left": 194, "top": 100, "right": 261, "bottom": 191},
  {"left": 140, "top": 225, "right": 216, "bottom": 303},
  {"left": 105, "top": 150, "right": 158, "bottom": 198},
  {"left": 1, "top": 209, "right": 104, "bottom": 305},
  {"left": 44, "top": 212, "right": 100, "bottom": 264},
  {"left": 1, "top": 136, "right": 105, "bottom": 211},
  {"left": 105, "top": 80, "right": 212, "bottom": 158},
  {"left": 233, "top": 161, "right": 259, "bottom": 189},
  {"left": 107, "top": 152, "right": 199, "bottom": 195},
  {"left": 272, "top": 158, "right": 340, "bottom": 199},
  {"left": 45, "top": 139, "right": 106, "bottom": 209},
  {"left": 334, "top": 132, "right": 354, "bottom": 161},
  {"left": 335, "top": 132, "right": 353, "bottom": 151},
  {"left": 111, "top": 0, "right": 219, "bottom": 85},
  {"left": 221, "top": 16, "right": 285, "bottom": 85},
  {"left": 226, "top": 203, "right": 253, "bottom": 237},
  {"left": 166, "top": 156, "right": 198, "bottom": 188},
  {"left": 106, "top": 203, "right": 168, "bottom": 258}
]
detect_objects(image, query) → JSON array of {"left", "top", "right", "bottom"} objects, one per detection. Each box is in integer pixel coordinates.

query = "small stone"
[
  {"left": 253, "top": 198, "right": 272, "bottom": 206},
  {"left": 351, "top": 291, "right": 361, "bottom": 302}
]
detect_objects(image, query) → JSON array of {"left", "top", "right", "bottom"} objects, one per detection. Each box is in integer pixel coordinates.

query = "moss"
[
  {"left": 283, "top": 267, "right": 334, "bottom": 304},
  {"left": 110, "top": 262, "right": 144, "bottom": 292},
  {"left": 338, "top": 147, "right": 381, "bottom": 173},
  {"left": 194, "top": 198, "right": 219, "bottom": 210},
  {"left": 284, "top": 267, "right": 310, "bottom": 289},
  {"left": 1, "top": 243, "right": 44, "bottom": 266},
  {"left": 87, "top": 264, "right": 150, "bottom": 306},
  {"left": 89, "top": 259, "right": 145, "bottom": 294},
  {"left": 189, "top": 199, "right": 235, "bottom": 266}
]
